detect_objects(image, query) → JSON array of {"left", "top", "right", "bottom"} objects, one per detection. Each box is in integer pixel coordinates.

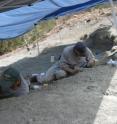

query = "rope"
[
  {"left": 0, "top": 5, "right": 25, "bottom": 9},
  {"left": 0, "top": 0, "right": 14, "bottom": 7},
  {"left": 0, "top": 0, "right": 42, "bottom": 8},
  {"left": 23, "top": 34, "right": 31, "bottom": 55},
  {"left": 56, "top": 16, "right": 63, "bottom": 43},
  {"left": 0, "top": 0, "right": 41, "bottom": 11}
]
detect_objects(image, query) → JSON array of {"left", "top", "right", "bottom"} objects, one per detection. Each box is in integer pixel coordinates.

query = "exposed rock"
[
  {"left": 83, "top": 26, "right": 117, "bottom": 65},
  {"left": 85, "top": 26, "right": 117, "bottom": 53}
]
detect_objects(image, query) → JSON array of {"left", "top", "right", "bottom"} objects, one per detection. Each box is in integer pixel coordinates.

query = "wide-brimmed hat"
[{"left": 0, "top": 67, "right": 20, "bottom": 92}]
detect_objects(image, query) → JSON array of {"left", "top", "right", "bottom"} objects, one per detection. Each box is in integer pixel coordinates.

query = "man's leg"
[
  {"left": 55, "top": 69, "right": 67, "bottom": 80},
  {"left": 36, "top": 65, "right": 57, "bottom": 84},
  {"left": 36, "top": 66, "right": 67, "bottom": 83}
]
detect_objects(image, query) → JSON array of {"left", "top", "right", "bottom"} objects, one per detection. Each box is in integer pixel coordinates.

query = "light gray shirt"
[{"left": 59, "top": 45, "right": 95, "bottom": 68}]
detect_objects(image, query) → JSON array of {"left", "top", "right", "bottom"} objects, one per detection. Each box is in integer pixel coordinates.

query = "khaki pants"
[
  {"left": 36, "top": 64, "right": 67, "bottom": 83},
  {"left": 36, "top": 57, "right": 96, "bottom": 84}
]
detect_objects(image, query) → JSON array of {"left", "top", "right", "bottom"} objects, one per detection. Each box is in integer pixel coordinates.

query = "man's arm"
[
  {"left": 60, "top": 63, "right": 79, "bottom": 75},
  {"left": 85, "top": 47, "right": 96, "bottom": 67}
]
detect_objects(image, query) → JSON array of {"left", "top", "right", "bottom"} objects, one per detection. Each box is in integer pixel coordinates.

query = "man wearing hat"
[
  {"left": 0, "top": 67, "right": 30, "bottom": 98},
  {"left": 30, "top": 42, "right": 96, "bottom": 84}
]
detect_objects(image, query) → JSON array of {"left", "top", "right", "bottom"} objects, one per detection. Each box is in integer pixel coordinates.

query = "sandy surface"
[{"left": 0, "top": 9, "right": 117, "bottom": 124}]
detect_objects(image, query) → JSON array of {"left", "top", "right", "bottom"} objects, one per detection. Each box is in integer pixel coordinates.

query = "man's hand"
[
  {"left": 60, "top": 64, "right": 79, "bottom": 75},
  {"left": 74, "top": 66, "right": 83, "bottom": 72},
  {"left": 69, "top": 66, "right": 84, "bottom": 75},
  {"left": 87, "top": 59, "right": 95, "bottom": 67}
]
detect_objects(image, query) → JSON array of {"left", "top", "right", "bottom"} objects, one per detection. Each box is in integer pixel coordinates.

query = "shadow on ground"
[{"left": 0, "top": 43, "right": 116, "bottom": 124}]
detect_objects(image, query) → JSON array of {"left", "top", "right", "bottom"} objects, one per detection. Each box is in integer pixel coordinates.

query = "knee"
[{"left": 55, "top": 70, "right": 67, "bottom": 79}]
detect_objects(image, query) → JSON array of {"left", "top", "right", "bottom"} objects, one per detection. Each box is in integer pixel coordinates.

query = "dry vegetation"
[{"left": 0, "top": 3, "right": 115, "bottom": 55}]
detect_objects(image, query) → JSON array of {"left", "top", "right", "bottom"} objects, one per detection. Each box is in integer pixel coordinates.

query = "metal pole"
[
  {"left": 109, "top": 0, "right": 117, "bottom": 29},
  {"left": 37, "top": 38, "right": 40, "bottom": 56},
  {"left": 34, "top": 24, "right": 40, "bottom": 56}
]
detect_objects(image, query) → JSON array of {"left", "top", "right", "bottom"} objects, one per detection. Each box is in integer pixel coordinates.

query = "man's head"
[{"left": 73, "top": 42, "right": 86, "bottom": 57}]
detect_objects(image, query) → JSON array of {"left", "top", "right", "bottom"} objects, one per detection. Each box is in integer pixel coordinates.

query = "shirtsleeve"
[{"left": 85, "top": 47, "right": 95, "bottom": 61}]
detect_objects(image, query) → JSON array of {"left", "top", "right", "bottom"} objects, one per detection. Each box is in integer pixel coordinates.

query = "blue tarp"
[{"left": 0, "top": 0, "right": 106, "bottom": 40}]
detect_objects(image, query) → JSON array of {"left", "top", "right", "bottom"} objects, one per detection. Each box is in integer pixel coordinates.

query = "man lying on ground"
[
  {"left": 30, "top": 42, "right": 96, "bottom": 84},
  {"left": 0, "top": 67, "right": 30, "bottom": 99}
]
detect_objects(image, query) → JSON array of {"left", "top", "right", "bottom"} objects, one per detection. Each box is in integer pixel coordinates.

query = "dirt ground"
[{"left": 0, "top": 8, "right": 117, "bottom": 124}]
